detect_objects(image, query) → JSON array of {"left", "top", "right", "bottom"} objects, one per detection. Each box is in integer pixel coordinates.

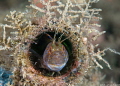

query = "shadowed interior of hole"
[{"left": 29, "top": 32, "right": 75, "bottom": 77}]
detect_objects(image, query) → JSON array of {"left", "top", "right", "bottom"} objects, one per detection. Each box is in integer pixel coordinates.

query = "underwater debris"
[
  {"left": 1, "top": 0, "right": 120, "bottom": 86},
  {"left": 0, "top": 68, "right": 12, "bottom": 86}
]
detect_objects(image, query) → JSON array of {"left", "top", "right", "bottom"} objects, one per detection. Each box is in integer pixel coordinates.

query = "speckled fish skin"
[{"left": 43, "top": 42, "right": 69, "bottom": 72}]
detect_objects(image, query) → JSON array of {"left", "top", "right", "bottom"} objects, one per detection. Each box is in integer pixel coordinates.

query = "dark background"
[{"left": 93, "top": 0, "right": 120, "bottom": 84}]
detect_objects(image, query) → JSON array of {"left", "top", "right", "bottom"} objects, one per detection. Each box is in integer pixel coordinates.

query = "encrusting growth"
[{"left": 0, "top": 0, "right": 120, "bottom": 86}]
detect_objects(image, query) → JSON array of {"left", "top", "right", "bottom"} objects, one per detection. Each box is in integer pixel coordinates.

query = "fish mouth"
[{"left": 47, "top": 63, "right": 68, "bottom": 72}]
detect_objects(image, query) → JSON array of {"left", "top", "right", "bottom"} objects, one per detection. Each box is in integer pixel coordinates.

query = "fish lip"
[{"left": 46, "top": 63, "right": 68, "bottom": 72}]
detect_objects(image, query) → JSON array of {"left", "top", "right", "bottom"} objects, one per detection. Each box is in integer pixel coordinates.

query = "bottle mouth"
[{"left": 28, "top": 31, "right": 77, "bottom": 77}]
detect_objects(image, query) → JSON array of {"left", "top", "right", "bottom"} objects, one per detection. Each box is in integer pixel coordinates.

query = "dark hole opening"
[{"left": 29, "top": 32, "right": 75, "bottom": 77}]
